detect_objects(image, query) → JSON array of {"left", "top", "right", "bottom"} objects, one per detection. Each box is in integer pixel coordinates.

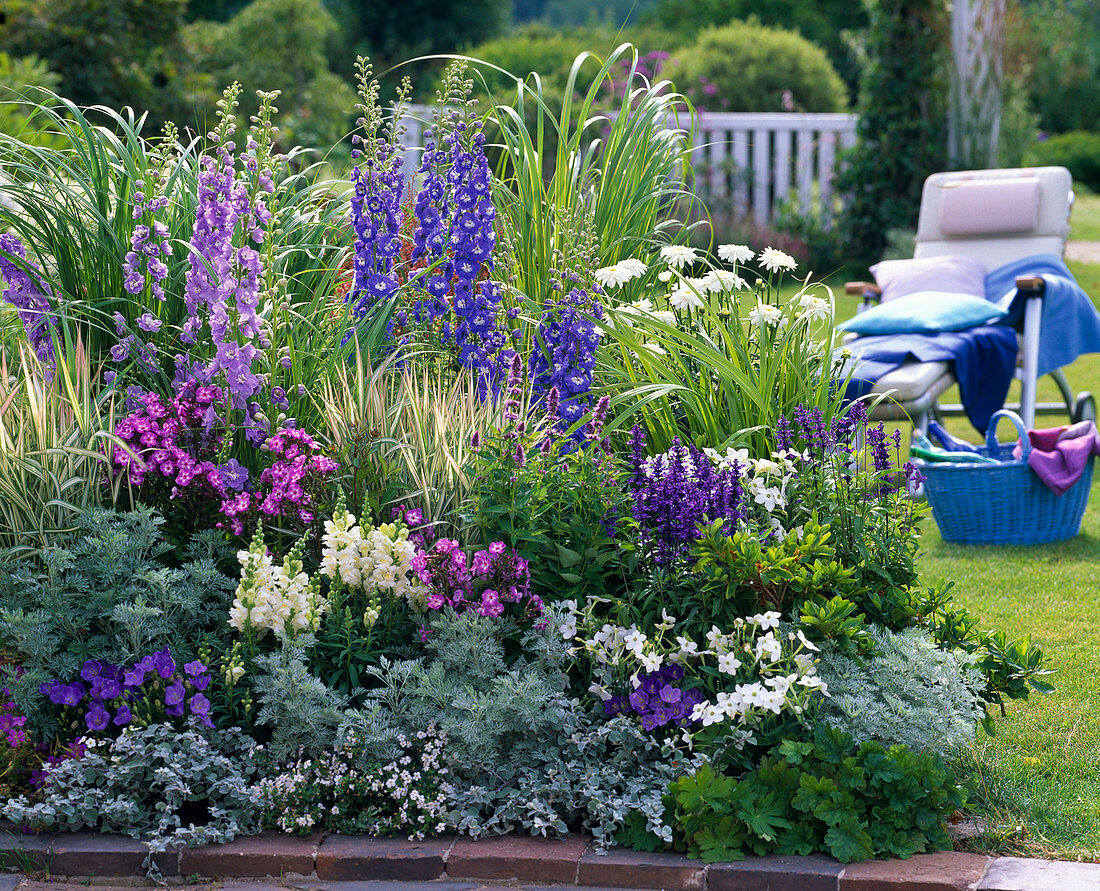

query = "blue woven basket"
[{"left": 915, "top": 410, "right": 1093, "bottom": 545}]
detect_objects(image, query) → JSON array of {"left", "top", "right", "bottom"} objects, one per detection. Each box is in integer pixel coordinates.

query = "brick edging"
[{"left": 4, "top": 829, "right": 1099, "bottom": 889}]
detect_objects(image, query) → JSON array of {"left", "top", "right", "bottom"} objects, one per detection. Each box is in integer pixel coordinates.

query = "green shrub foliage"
[
  {"left": 815, "top": 626, "right": 984, "bottom": 758},
  {"left": 1024, "top": 131, "right": 1100, "bottom": 193},
  {"left": 668, "top": 22, "right": 847, "bottom": 113},
  {"left": 0, "top": 507, "right": 236, "bottom": 735},
  {"left": 839, "top": 0, "right": 949, "bottom": 265},
  {"left": 663, "top": 724, "right": 968, "bottom": 862}
]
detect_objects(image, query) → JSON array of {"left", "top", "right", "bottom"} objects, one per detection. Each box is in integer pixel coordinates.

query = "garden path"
[{"left": 1066, "top": 241, "right": 1100, "bottom": 263}]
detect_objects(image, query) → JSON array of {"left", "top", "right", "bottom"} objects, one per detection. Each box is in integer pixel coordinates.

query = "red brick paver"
[
  {"left": 315, "top": 835, "right": 452, "bottom": 881},
  {"left": 447, "top": 835, "right": 590, "bottom": 883},
  {"left": 841, "top": 851, "right": 993, "bottom": 891}
]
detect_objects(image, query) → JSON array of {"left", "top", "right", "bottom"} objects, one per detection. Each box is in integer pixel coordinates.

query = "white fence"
[{"left": 396, "top": 106, "right": 858, "bottom": 229}]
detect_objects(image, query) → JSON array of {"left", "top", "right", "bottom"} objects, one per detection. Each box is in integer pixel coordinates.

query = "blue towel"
[
  {"left": 840, "top": 326, "right": 1018, "bottom": 433},
  {"left": 985, "top": 253, "right": 1100, "bottom": 377}
]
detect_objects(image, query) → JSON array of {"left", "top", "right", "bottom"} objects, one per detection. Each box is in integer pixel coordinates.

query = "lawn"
[
  {"left": 1072, "top": 194, "right": 1100, "bottom": 243},
  {"left": 823, "top": 256, "right": 1100, "bottom": 860}
]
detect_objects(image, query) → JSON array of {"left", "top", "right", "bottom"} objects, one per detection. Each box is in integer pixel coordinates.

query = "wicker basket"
[{"left": 916, "top": 410, "right": 1093, "bottom": 545}]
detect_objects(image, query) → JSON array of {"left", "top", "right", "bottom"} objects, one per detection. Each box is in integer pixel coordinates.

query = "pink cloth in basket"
[{"left": 1012, "top": 421, "right": 1100, "bottom": 495}]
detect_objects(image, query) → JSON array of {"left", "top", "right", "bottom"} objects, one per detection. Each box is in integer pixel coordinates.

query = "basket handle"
[{"left": 985, "top": 409, "right": 1030, "bottom": 460}]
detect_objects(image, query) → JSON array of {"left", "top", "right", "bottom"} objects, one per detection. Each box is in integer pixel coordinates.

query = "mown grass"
[
  {"left": 1071, "top": 194, "right": 1100, "bottom": 243},
  {"left": 821, "top": 255, "right": 1100, "bottom": 860}
]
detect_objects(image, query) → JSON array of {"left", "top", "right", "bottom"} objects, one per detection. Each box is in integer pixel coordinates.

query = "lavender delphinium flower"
[
  {"left": 124, "top": 167, "right": 173, "bottom": 301},
  {"left": 628, "top": 427, "right": 745, "bottom": 565},
  {"left": 0, "top": 233, "right": 58, "bottom": 372},
  {"left": 182, "top": 85, "right": 269, "bottom": 408}
]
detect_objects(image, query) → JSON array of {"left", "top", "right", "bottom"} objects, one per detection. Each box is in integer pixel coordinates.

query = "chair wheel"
[{"left": 1072, "top": 392, "right": 1096, "bottom": 424}]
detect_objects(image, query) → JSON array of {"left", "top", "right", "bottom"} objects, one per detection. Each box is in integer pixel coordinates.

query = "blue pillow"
[{"left": 839, "top": 290, "right": 1006, "bottom": 335}]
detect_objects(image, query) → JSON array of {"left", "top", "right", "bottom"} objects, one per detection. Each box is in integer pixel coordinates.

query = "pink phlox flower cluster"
[
  {"left": 112, "top": 380, "right": 227, "bottom": 496},
  {"left": 414, "top": 538, "right": 539, "bottom": 619}
]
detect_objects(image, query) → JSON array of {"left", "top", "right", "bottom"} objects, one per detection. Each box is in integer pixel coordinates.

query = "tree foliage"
[
  {"left": 0, "top": 0, "right": 192, "bottom": 126},
  {"left": 645, "top": 0, "right": 867, "bottom": 97},
  {"left": 838, "top": 0, "right": 949, "bottom": 265}
]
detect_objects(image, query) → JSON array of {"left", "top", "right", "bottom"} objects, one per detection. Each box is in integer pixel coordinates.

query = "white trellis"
[
  {"left": 950, "top": 0, "right": 1005, "bottom": 169},
  {"left": 395, "top": 106, "right": 858, "bottom": 229}
]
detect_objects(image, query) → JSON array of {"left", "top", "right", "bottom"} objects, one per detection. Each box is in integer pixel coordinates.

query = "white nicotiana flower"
[
  {"left": 758, "top": 246, "right": 798, "bottom": 272},
  {"left": 718, "top": 243, "right": 755, "bottom": 264},
  {"left": 753, "top": 485, "right": 786, "bottom": 512},
  {"left": 751, "top": 611, "right": 782, "bottom": 631},
  {"left": 717, "top": 652, "right": 743, "bottom": 675},
  {"left": 676, "top": 635, "right": 699, "bottom": 658},
  {"left": 669, "top": 283, "right": 704, "bottom": 311},
  {"left": 589, "top": 682, "right": 612, "bottom": 701},
  {"left": 660, "top": 244, "right": 699, "bottom": 268},
  {"left": 755, "top": 632, "right": 783, "bottom": 663},
  {"left": 656, "top": 609, "right": 677, "bottom": 631},
  {"left": 639, "top": 651, "right": 664, "bottom": 672},
  {"left": 796, "top": 629, "right": 820, "bottom": 652},
  {"left": 747, "top": 302, "right": 785, "bottom": 328}
]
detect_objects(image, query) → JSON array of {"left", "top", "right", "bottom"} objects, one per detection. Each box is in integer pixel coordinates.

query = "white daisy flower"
[
  {"left": 594, "top": 260, "right": 646, "bottom": 288},
  {"left": 652, "top": 310, "right": 676, "bottom": 326},
  {"left": 702, "top": 269, "right": 748, "bottom": 292},
  {"left": 758, "top": 246, "right": 797, "bottom": 272},
  {"left": 657, "top": 269, "right": 674, "bottom": 282},
  {"left": 718, "top": 243, "right": 755, "bottom": 264},
  {"left": 670, "top": 284, "right": 704, "bottom": 311},
  {"left": 660, "top": 244, "right": 699, "bottom": 268},
  {"left": 797, "top": 294, "right": 832, "bottom": 321},
  {"left": 747, "top": 302, "right": 784, "bottom": 327}
]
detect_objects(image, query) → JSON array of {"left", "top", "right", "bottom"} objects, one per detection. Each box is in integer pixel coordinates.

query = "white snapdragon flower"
[
  {"left": 718, "top": 243, "right": 755, "bottom": 264},
  {"left": 659, "top": 244, "right": 699, "bottom": 268},
  {"left": 758, "top": 246, "right": 797, "bottom": 272}
]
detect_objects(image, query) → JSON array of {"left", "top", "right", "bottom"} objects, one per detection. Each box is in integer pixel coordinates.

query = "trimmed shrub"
[
  {"left": 1024, "top": 131, "right": 1100, "bottom": 193},
  {"left": 667, "top": 22, "right": 848, "bottom": 113}
]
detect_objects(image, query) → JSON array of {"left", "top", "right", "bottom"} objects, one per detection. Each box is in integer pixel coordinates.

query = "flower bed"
[{"left": 0, "top": 49, "right": 1051, "bottom": 869}]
